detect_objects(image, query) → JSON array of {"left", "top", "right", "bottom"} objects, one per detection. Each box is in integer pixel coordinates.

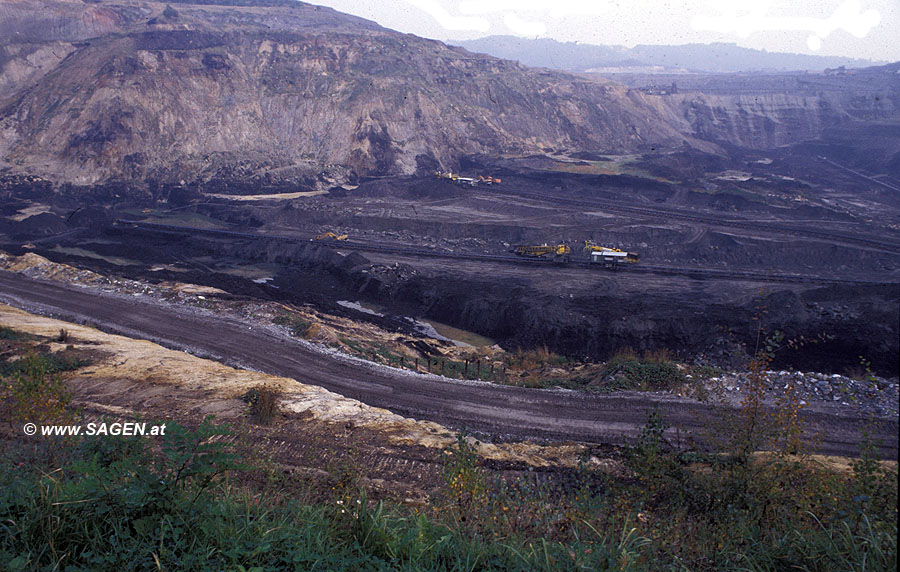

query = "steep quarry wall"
[
  {"left": 1, "top": 1, "right": 897, "bottom": 186},
  {"left": 0, "top": 0, "right": 701, "bottom": 187},
  {"left": 669, "top": 90, "right": 898, "bottom": 149}
]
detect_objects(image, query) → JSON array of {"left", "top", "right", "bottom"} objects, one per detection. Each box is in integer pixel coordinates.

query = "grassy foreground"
[
  {"left": 1, "top": 328, "right": 897, "bottom": 571},
  {"left": 2, "top": 419, "right": 896, "bottom": 571}
]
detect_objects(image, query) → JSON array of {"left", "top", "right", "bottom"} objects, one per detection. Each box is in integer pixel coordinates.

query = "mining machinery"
[
  {"left": 583, "top": 240, "right": 640, "bottom": 268},
  {"left": 513, "top": 243, "right": 572, "bottom": 263},
  {"left": 314, "top": 232, "right": 349, "bottom": 241},
  {"left": 435, "top": 171, "right": 501, "bottom": 186}
]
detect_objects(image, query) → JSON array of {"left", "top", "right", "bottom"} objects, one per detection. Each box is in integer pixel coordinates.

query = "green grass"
[
  {"left": 1, "top": 411, "right": 896, "bottom": 571},
  {"left": 0, "top": 421, "right": 652, "bottom": 572},
  {"left": 0, "top": 327, "right": 31, "bottom": 341},
  {"left": 0, "top": 351, "right": 91, "bottom": 378}
]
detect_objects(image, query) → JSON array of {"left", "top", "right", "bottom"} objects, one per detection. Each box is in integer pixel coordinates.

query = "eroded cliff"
[{"left": 0, "top": 0, "right": 706, "bottom": 187}]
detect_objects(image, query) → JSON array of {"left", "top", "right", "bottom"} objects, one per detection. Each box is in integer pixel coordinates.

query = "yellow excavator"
[
  {"left": 314, "top": 232, "right": 349, "bottom": 241},
  {"left": 513, "top": 243, "right": 572, "bottom": 262}
]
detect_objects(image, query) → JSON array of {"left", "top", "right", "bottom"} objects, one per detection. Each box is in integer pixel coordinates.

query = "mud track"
[{"left": 1, "top": 271, "right": 896, "bottom": 459}]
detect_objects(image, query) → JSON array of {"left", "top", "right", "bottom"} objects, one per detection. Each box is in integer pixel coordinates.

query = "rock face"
[
  {"left": 670, "top": 90, "right": 899, "bottom": 150},
  {"left": 3, "top": 1, "right": 897, "bottom": 188},
  {"left": 0, "top": 0, "right": 709, "bottom": 187},
  {"left": 625, "top": 64, "right": 900, "bottom": 152}
]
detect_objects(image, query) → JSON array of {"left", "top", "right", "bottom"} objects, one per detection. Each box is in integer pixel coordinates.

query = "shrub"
[
  {"left": 1, "top": 351, "right": 91, "bottom": 378},
  {"left": 244, "top": 385, "right": 281, "bottom": 425},
  {"left": 273, "top": 313, "right": 315, "bottom": 338},
  {"left": 603, "top": 353, "right": 686, "bottom": 391},
  {"left": 507, "top": 345, "right": 569, "bottom": 370},
  {"left": 641, "top": 348, "right": 673, "bottom": 364},
  {"left": 610, "top": 346, "right": 638, "bottom": 361},
  {"left": 0, "top": 326, "right": 31, "bottom": 341},
  {"left": 0, "top": 416, "right": 894, "bottom": 572},
  {"left": 442, "top": 432, "right": 486, "bottom": 523},
  {"left": 0, "top": 352, "right": 74, "bottom": 426}
]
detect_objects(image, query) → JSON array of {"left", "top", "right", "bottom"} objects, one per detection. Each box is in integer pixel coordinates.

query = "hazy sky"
[{"left": 309, "top": 0, "right": 899, "bottom": 62}]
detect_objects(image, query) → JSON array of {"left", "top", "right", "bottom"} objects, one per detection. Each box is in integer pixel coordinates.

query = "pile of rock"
[{"left": 711, "top": 370, "right": 899, "bottom": 417}]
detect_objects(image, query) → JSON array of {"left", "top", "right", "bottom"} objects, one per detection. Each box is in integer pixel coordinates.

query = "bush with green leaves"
[
  {"left": 602, "top": 354, "right": 686, "bottom": 391},
  {"left": 272, "top": 313, "right": 314, "bottom": 338},
  {"left": 244, "top": 385, "right": 281, "bottom": 425},
  {"left": 0, "top": 326, "right": 31, "bottom": 341},
  {"left": 1, "top": 352, "right": 75, "bottom": 426}
]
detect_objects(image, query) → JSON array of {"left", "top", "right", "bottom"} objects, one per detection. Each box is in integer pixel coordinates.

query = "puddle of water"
[
  {"left": 337, "top": 300, "right": 384, "bottom": 317},
  {"left": 149, "top": 264, "right": 188, "bottom": 272},
  {"left": 50, "top": 246, "right": 140, "bottom": 266},
  {"left": 420, "top": 319, "right": 495, "bottom": 348},
  {"left": 133, "top": 211, "right": 228, "bottom": 229},
  {"left": 220, "top": 262, "right": 280, "bottom": 281},
  {"left": 336, "top": 301, "right": 495, "bottom": 348},
  {"left": 358, "top": 301, "right": 384, "bottom": 313},
  {"left": 11, "top": 205, "right": 52, "bottom": 221},
  {"left": 203, "top": 190, "right": 327, "bottom": 201}
]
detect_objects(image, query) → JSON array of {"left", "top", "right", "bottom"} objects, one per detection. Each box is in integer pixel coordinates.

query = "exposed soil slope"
[{"left": 0, "top": 0, "right": 708, "bottom": 186}]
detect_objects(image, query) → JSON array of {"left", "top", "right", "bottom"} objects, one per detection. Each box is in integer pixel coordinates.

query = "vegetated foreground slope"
[{"left": 0, "top": 0, "right": 710, "bottom": 188}]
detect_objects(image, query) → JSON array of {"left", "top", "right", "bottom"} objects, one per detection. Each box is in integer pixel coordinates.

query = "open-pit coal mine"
[
  {"left": 4, "top": 3, "right": 900, "bottom": 570},
  {"left": 3, "top": 156, "right": 899, "bottom": 377}
]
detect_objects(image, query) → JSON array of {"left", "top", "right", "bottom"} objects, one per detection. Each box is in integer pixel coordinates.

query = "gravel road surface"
[{"left": 1, "top": 271, "right": 895, "bottom": 459}]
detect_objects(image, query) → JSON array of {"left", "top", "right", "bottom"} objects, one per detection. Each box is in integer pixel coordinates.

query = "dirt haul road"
[{"left": 1, "top": 271, "right": 896, "bottom": 459}]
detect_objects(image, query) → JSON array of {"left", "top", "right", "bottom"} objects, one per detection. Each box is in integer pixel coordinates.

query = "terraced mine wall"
[{"left": 106, "top": 224, "right": 900, "bottom": 376}]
